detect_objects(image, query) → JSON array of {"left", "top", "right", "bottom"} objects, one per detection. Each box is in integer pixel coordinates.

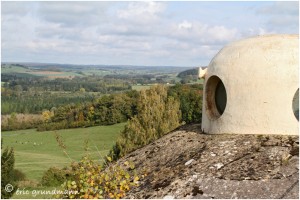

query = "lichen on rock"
[{"left": 114, "top": 124, "right": 299, "bottom": 199}]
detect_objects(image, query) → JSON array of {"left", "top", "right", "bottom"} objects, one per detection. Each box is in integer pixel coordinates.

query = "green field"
[
  {"left": 1, "top": 123, "right": 125, "bottom": 181},
  {"left": 1, "top": 65, "right": 29, "bottom": 73},
  {"left": 1, "top": 65, "right": 84, "bottom": 79}
]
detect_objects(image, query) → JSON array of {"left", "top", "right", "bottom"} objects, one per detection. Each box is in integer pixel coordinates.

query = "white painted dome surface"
[{"left": 202, "top": 34, "right": 299, "bottom": 135}]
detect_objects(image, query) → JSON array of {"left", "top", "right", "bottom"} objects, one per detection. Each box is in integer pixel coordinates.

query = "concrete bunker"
[{"left": 200, "top": 34, "right": 299, "bottom": 135}]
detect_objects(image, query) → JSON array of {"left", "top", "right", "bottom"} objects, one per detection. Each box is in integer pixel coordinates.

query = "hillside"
[
  {"left": 115, "top": 124, "right": 299, "bottom": 199},
  {"left": 177, "top": 68, "right": 199, "bottom": 78}
]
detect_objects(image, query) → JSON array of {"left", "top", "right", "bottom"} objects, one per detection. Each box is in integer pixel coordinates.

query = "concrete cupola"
[{"left": 200, "top": 34, "right": 299, "bottom": 135}]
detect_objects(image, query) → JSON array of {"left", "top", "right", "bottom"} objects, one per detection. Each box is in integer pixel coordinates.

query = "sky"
[{"left": 1, "top": 1, "right": 299, "bottom": 67}]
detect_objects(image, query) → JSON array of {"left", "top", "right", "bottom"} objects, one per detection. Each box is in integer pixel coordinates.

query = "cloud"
[
  {"left": 98, "top": 1, "right": 167, "bottom": 37},
  {"left": 1, "top": 1, "right": 298, "bottom": 66},
  {"left": 117, "top": 1, "right": 166, "bottom": 23},
  {"left": 168, "top": 20, "right": 240, "bottom": 46},
  {"left": 1, "top": 1, "right": 33, "bottom": 16},
  {"left": 178, "top": 21, "right": 193, "bottom": 30},
  {"left": 257, "top": 1, "right": 299, "bottom": 33},
  {"left": 37, "top": 1, "right": 111, "bottom": 27}
]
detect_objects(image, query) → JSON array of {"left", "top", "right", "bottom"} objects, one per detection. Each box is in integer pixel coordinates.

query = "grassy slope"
[
  {"left": 1, "top": 65, "right": 83, "bottom": 78},
  {"left": 1, "top": 66, "right": 29, "bottom": 73},
  {"left": 1, "top": 123, "right": 125, "bottom": 181}
]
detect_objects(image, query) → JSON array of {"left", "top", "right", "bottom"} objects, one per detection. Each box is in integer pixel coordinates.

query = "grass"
[
  {"left": 1, "top": 123, "right": 125, "bottom": 181},
  {"left": 1, "top": 65, "right": 84, "bottom": 79},
  {"left": 1, "top": 65, "right": 29, "bottom": 73},
  {"left": 81, "top": 69, "right": 113, "bottom": 76}
]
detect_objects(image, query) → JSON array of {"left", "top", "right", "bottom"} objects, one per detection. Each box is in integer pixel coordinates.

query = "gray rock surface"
[{"left": 116, "top": 124, "right": 299, "bottom": 199}]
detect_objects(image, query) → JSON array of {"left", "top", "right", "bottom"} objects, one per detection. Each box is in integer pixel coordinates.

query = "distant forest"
[
  {"left": 1, "top": 63, "right": 203, "bottom": 131},
  {"left": 2, "top": 83, "right": 203, "bottom": 131},
  {"left": 1, "top": 74, "right": 131, "bottom": 114}
]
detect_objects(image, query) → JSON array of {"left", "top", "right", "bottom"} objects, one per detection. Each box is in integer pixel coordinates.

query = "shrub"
[
  {"left": 58, "top": 156, "right": 140, "bottom": 199},
  {"left": 41, "top": 167, "right": 70, "bottom": 187},
  {"left": 37, "top": 121, "right": 94, "bottom": 131},
  {"left": 12, "top": 169, "right": 26, "bottom": 182},
  {"left": 1, "top": 147, "right": 17, "bottom": 199},
  {"left": 37, "top": 121, "right": 68, "bottom": 131},
  {"left": 1, "top": 113, "right": 43, "bottom": 131},
  {"left": 17, "top": 180, "right": 39, "bottom": 188}
]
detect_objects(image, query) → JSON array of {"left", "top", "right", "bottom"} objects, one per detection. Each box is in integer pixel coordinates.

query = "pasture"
[
  {"left": 1, "top": 123, "right": 125, "bottom": 181},
  {"left": 1, "top": 65, "right": 83, "bottom": 79}
]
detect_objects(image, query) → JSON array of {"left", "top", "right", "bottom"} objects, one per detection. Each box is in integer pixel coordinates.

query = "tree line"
[
  {"left": 2, "top": 83, "right": 202, "bottom": 132},
  {"left": 37, "top": 90, "right": 139, "bottom": 131},
  {"left": 1, "top": 92, "right": 97, "bottom": 115},
  {"left": 1, "top": 74, "right": 133, "bottom": 115},
  {"left": 37, "top": 84, "right": 202, "bottom": 131},
  {"left": 2, "top": 74, "right": 131, "bottom": 93}
]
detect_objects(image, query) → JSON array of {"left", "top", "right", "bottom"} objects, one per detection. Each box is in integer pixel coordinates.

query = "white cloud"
[
  {"left": 117, "top": 1, "right": 165, "bottom": 23},
  {"left": 178, "top": 21, "right": 193, "bottom": 30},
  {"left": 206, "top": 25, "right": 238, "bottom": 42},
  {"left": 168, "top": 21, "right": 239, "bottom": 46},
  {"left": 1, "top": 1, "right": 298, "bottom": 66}
]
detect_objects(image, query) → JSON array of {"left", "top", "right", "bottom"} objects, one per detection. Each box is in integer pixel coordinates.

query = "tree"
[
  {"left": 79, "top": 87, "right": 86, "bottom": 93},
  {"left": 111, "top": 85, "right": 181, "bottom": 159},
  {"left": 78, "top": 111, "right": 85, "bottom": 122},
  {"left": 168, "top": 84, "right": 203, "bottom": 124},
  {"left": 87, "top": 106, "right": 95, "bottom": 122},
  {"left": 14, "top": 85, "right": 23, "bottom": 97},
  {"left": 1, "top": 147, "right": 17, "bottom": 198},
  {"left": 7, "top": 113, "right": 17, "bottom": 130},
  {"left": 42, "top": 110, "right": 53, "bottom": 122}
]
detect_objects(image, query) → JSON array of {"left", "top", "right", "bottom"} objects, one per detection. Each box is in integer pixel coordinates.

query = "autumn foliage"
[
  {"left": 110, "top": 85, "right": 181, "bottom": 159},
  {"left": 58, "top": 156, "right": 140, "bottom": 199}
]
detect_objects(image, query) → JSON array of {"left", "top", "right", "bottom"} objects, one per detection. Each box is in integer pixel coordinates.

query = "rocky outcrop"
[{"left": 116, "top": 124, "right": 299, "bottom": 199}]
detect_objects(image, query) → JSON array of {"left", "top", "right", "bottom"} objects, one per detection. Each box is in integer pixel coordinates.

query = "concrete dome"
[{"left": 201, "top": 34, "right": 299, "bottom": 135}]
